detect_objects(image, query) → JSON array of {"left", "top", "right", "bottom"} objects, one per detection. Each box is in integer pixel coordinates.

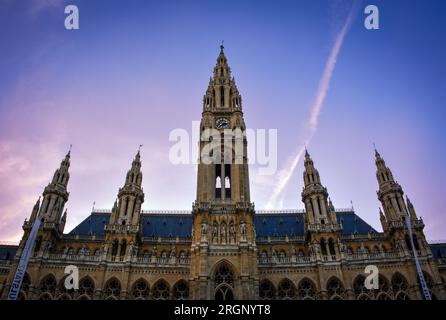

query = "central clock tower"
[{"left": 190, "top": 46, "right": 258, "bottom": 300}]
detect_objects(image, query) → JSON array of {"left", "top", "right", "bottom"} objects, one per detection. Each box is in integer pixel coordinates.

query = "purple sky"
[{"left": 1, "top": 0, "right": 446, "bottom": 242}]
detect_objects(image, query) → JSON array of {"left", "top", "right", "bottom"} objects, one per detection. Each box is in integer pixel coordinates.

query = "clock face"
[{"left": 215, "top": 117, "right": 230, "bottom": 129}]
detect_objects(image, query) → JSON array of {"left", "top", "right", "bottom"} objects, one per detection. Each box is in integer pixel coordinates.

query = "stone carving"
[
  {"left": 229, "top": 222, "right": 236, "bottom": 242},
  {"left": 240, "top": 220, "right": 247, "bottom": 240}
]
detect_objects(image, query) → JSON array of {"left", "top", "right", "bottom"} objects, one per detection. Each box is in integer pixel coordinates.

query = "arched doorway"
[{"left": 213, "top": 263, "right": 235, "bottom": 300}]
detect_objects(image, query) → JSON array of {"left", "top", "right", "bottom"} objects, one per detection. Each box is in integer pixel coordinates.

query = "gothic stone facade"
[{"left": 1, "top": 48, "right": 446, "bottom": 300}]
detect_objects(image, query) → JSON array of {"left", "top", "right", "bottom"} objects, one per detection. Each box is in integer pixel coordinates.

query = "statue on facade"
[
  {"left": 201, "top": 221, "right": 208, "bottom": 239},
  {"left": 230, "top": 223, "right": 236, "bottom": 242},
  {"left": 240, "top": 220, "right": 247, "bottom": 239},
  {"left": 212, "top": 223, "right": 218, "bottom": 242},
  {"left": 221, "top": 223, "right": 226, "bottom": 242}
]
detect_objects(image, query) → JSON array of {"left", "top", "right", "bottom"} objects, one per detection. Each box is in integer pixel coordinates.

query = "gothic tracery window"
[
  {"left": 259, "top": 279, "right": 275, "bottom": 300},
  {"left": 326, "top": 277, "right": 344, "bottom": 299},
  {"left": 214, "top": 264, "right": 234, "bottom": 287},
  {"left": 297, "top": 278, "right": 317, "bottom": 300},
  {"left": 173, "top": 280, "right": 189, "bottom": 300},
  {"left": 353, "top": 275, "right": 368, "bottom": 297},
  {"left": 277, "top": 279, "right": 297, "bottom": 300},
  {"left": 151, "top": 280, "right": 170, "bottom": 300},
  {"left": 131, "top": 279, "right": 150, "bottom": 300},
  {"left": 78, "top": 277, "right": 95, "bottom": 298},
  {"left": 39, "top": 274, "right": 57, "bottom": 299},
  {"left": 104, "top": 278, "right": 121, "bottom": 299},
  {"left": 391, "top": 272, "right": 408, "bottom": 293}
]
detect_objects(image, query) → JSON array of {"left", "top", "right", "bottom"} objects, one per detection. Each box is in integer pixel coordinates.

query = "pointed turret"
[
  {"left": 374, "top": 148, "right": 407, "bottom": 222},
  {"left": 303, "top": 149, "right": 321, "bottom": 187},
  {"left": 39, "top": 149, "right": 71, "bottom": 224},
  {"left": 29, "top": 197, "right": 41, "bottom": 223},
  {"left": 375, "top": 147, "right": 395, "bottom": 187},
  {"left": 109, "top": 149, "right": 145, "bottom": 226},
  {"left": 203, "top": 45, "right": 242, "bottom": 111},
  {"left": 406, "top": 196, "right": 418, "bottom": 220},
  {"left": 301, "top": 150, "right": 337, "bottom": 225}
]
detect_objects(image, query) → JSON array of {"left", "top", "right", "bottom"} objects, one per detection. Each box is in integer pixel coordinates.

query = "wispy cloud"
[{"left": 266, "top": 1, "right": 358, "bottom": 209}]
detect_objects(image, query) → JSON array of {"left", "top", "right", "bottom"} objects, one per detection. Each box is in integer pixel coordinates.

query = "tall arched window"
[
  {"left": 216, "top": 176, "right": 222, "bottom": 188},
  {"left": 120, "top": 240, "right": 127, "bottom": 256},
  {"left": 277, "top": 279, "right": 296, "bottom": 300},
  {"left": 172, "top": 280, "right": 189, "bottom": 300},
  {"left": 328, "top": 239, "right": 336, "bottom": 256},
  {"left": 111, "top": 239, "right": 119, "bottom": 256},
  {"left": 214, "top": 263, "right": 235, "bottom": 300},
  {"left": 320, "top": 239, "right": 327, "bottom": 255},
  {"left": 220, "top": 86, "right": 225, "bottom": 106}
]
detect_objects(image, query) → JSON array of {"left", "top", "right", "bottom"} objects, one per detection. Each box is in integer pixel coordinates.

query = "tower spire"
[{"left": 203, "top": 45, "right": 242, "bottom": 111}]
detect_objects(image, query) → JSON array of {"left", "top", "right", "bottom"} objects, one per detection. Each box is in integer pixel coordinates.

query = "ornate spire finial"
[
  {"left": 220, "top": 40, "right": 224, "bottom": 52},
  {"left": 373, "top": 142, "right": 381, "bottom": 158}
]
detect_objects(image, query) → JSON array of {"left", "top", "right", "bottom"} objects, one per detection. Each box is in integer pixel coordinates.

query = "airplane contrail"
[{"left": 265, "top": 3, "right": 357, "bottom": 209}]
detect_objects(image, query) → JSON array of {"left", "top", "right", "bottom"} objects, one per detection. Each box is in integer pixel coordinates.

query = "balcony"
[
  {"left": 345, "top": 251, "right": 400, "bottom": 262},
  {"left": 307, "top": 223, "right": 342, "bottom": 233},
  {"left": 45, "top": 253, "right": 101, "bottom": 263},
  {"left": 104, "top": 224, "right": 139, "bottom": 234},
  {"left": 258, "top": 255, "right": 312, "bottom": 266}
]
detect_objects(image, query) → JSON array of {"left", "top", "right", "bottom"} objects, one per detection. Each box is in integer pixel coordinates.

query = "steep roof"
[
  {"left": 68, "top": 209, "right": 377, "bottom": 238},
  {"left": 0, "top": 244, "right": 17, "bottom": 261}
]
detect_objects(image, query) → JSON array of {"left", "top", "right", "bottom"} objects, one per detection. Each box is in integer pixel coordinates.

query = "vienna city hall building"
[{"left": 1, "top": 48, "right": 446, "bottom": 300}]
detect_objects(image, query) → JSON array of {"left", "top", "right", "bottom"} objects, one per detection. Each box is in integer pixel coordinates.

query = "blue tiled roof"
[
  {"left": 430, "top": 243, "right": 446, "bottom": 259},
  {"left": 254, "top": 214, "right": 304, "bottom": 237},
  {"left": 69, "top": 213, "right": 109, "bottom": 236},
  {"left": 0, "top": 245, "right": 17, "bottom": 260},
  {"left": 336, "top": 211, "right": 377, "bottom": 235},
  {"left": 142, "top": 215, "right": 192, "bottom": 238},
  {"left": 68, "top": 210, "right": 377, "bottom": 238}
]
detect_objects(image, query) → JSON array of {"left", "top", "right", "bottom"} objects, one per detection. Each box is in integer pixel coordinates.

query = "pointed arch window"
[
  {"left": 277, "top": 279, "right": 296, "bottom": 300},
  {"left": 104, "top": 278, "right": 121, "bottom": 299},
  {"left": 151, "top": 280, "right": 170, "bottom": 300},
  {"left": 78, "top": 277, "right": 95, "bottom": 297},
  {"left": 131, "top": 279, "right": 150, "bottom": 300},
  {"left": 220, "top": 86, "right": 225, "bottom": 107},
  {"left": 298, "top": 278, "right": 317, "bottom": 300},
  {"left": 173, "top": 280, "right": 189, "bottom": 300},
  {"left": 259, "top": 279, "right": 275, "bottom": 300}
]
